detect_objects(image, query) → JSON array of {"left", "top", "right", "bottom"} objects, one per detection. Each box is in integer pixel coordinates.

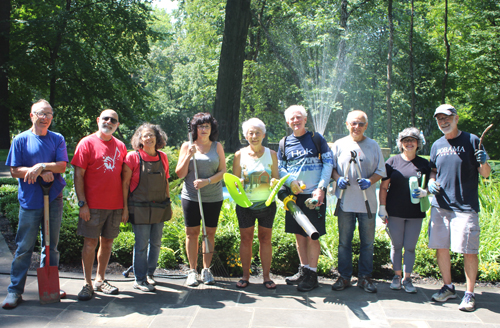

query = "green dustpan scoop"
[
  {"left": 265, "top": 174, "right": 291, "bottom": 207},
  {"left": 223, "top": 173, "right": 253, "bottom": 208}
]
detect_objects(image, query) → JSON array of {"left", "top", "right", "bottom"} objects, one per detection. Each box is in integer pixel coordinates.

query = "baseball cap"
[{"left": 433, "top": 104, "right": 457, "bottom": 117}]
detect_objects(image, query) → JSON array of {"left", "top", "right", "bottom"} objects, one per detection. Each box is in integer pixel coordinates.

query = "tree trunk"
[
  {"left": 410, "top": 0, "right": 416, "bottom": 127},
  {"left": 386, "top": 0, "right": 393, "bottom": 150},
  {"left": 213, "top": 0, "right": 252, "bottom": 153},
  {"left": 0, "top": 0, "right": 11, "bottom": 149},
  {"left": 441, "top": 0, "right": 450, "bottom": 104}
]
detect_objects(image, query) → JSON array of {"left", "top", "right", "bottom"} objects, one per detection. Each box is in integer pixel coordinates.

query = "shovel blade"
[{"left": 37, "top": 266, "right": 60, "bottom": 304}]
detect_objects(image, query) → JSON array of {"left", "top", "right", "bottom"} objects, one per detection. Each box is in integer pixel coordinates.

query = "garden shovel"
[{"left": 37, "top": 179, "right": 60, "bottom": 304}]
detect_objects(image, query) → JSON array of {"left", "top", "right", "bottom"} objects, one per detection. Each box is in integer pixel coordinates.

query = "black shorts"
[
  {"left": 236, "top": 202, "right": 277, "bottom": 229},
  {"left": 181, "top": 198, "right": 223, "bottom": 228},
  {"left": 285, "top": 194, "right": 327, "bottom": 238}
]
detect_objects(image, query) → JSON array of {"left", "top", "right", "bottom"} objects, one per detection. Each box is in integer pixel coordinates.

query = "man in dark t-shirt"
[{"left": 428, "top": 104, "right": 491, "bottom": 312}]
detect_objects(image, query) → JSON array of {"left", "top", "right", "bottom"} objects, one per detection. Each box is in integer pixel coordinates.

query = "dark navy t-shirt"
[
  {"left": 384, "top": 154, "right": 431, "bottom": 219},
  {"left": 430, "top": 131, "right": 485, "bottom": 213}
]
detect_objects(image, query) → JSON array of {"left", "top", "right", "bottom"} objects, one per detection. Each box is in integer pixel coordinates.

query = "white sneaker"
[
  {"left": 201, "top": 268, "right": 215, "bottom": 285},
  {"left": 133, "top": 281, "right": 155, "bottom": 292},
  {"left": 2, "top": 293, "right": 22, "bottom": 309},
  {"left": 186, "top": 269, "right": 199, "bottom": 287},
  {"left": 147, "top": 275, "right": 156, "bottom": 286}
]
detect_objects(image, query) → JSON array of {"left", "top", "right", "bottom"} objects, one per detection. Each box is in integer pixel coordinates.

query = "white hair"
[
  {"left": 284, "top": 105, "right": 307, "bottom": 121},
  {"left": 346, "top": 110, "right": 368, "bottom": 123},
  {"left": 396, "top": 127, "right": 423, "bottom": 153},
  {"left": 242, "top": 118, "right": 266, "bottom": 136}
]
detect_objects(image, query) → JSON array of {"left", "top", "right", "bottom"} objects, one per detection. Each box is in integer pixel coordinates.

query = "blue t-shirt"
[
  {"left": 430, "top": 131, "right": 486, "bottom": 213},
  {"left": 278, "top": 131, "right": 333, "bottom": 193},
  {"left": 6, "top": 130, "right": 68, "bottom": 209}
]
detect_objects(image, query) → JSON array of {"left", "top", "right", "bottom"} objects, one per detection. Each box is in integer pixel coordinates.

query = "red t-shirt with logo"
[
  {"left": 71, "top": 133, "right": 127, "bottom": 209},
  {"left": 124, "top": 149, "right": 170, "bottom": 193}
]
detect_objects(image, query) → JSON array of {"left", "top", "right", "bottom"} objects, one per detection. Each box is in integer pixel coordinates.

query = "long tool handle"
[
  {"left": 44, "top": 194, "right": 50, "bottom": 266},
  {"left": 353, "top": 160, "right": 373, "bottom": 219},
  {"left": 188, "top": 131, "right": 210, "bottom": 254},
  {"left": 334, "top": 160, "right": 352, "bottom": 217}
]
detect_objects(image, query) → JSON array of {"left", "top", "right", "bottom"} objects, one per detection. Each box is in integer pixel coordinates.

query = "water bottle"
[{"left": 409, "top": 176, "right": 419, "bottom": 204}]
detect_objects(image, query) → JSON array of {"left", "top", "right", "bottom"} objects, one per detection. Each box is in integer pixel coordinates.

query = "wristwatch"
[
  {"left": 78, "top": 200, "right": 86, "bottom": 208},
  {"left": 39, "top": 163, "right": 46, "bottom": 170},
  {"left": 319, "top": 186, "right": 327, "bottom": 193}
]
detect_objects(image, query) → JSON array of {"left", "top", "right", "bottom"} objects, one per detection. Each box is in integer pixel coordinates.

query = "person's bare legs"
[
  {"left": 295, "top": 234, "right": 309, "bottom": 266},
  {"left": 463, "top": 253, "right": 478, "bottom": 293},
  {"left": 82, "top": 237, "right": 99, "bottom": 286},
  {"left": 237, "top": 226, "right": 255, "bottom": 287},
  {"left": 436, "top": 248, "right": 452, "bottom": 285},
  {"left": 305, "top": 237, "right": 320, "bottom": 268},
  {"left": 258, "top": 226, "right": 274, "bottom": 287},
  {"left": 202, "top": 227, "right": 217, "bottom": 268},
  {"left": 185, "top": 226, "right": 200, "bottom": 270},
  {"left": 95, "top": 236, "right": 114, "bottom": 283}
]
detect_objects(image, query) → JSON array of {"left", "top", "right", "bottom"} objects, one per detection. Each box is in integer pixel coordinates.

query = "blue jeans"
[
  {"left": 337, "top": 208, "right": 375, "bottom": 278},
  {"left": 132, "top": 222, "right": 164, "bottom": 282},
  {"left": 8, "top": 194, "right": 63, "bottom": 294}
]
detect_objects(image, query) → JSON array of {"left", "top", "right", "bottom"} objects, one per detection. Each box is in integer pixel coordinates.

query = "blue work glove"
[
  {"left": 475, "top": 149, "right": 487, "bottom": 164},
  {"left": 412, "top": 187, "right": 428, "bottom": 198},
  {"left": 337, "top": 177, "right": 349, "bottom": 189},
  {"left": 428, "top": 180, "right": 441, "bottom": 195},
  {"left": 357, "top": 178, "right": 371, "bottom": 190}
]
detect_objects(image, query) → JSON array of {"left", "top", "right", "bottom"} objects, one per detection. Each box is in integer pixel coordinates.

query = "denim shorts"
[
  {"left": 77, "top": 208, "right": 122, "bottom": 239},
  {"left": 428, "top": 206, "right": 480, "bottom": 254}
]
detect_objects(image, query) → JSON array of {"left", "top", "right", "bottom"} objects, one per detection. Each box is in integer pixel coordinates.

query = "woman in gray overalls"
[{"left": 122, "top": 123, "right": 171, "bottom": 292}]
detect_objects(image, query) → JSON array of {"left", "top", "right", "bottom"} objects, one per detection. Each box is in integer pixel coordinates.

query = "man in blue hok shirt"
[
  {"left": 2, "top": 99, "right": 68, "bottom": 309},
  {"left": 278, "top": 105, "right": 333, "bottom": 292}
]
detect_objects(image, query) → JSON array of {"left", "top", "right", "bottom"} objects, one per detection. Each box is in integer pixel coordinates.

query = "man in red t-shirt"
[{"left": 71, "top": 109, "right": 127, "bottom": 301}]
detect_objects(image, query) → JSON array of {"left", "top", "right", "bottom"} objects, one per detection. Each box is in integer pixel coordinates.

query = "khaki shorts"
[
  {"left": 77, "top": 209, "right": 122, "bottom": 239},
  {"left": 428, "top": 206, "right": 480, "bottom": 254}
]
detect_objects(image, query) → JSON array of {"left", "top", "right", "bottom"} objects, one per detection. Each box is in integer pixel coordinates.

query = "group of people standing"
[{"left": 2, "top": 100, "right": 490, "bottom": 314}]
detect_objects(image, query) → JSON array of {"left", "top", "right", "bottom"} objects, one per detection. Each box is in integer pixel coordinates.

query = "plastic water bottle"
[{"left": 409, "top": 176, "right": 419, "bottom": 204}]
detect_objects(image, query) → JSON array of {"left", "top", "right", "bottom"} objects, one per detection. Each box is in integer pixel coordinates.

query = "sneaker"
[
  {"left": 285, "top": 266, "right": 306, "bottom": 285},
  {"left": 186, "top": 269, "right": 199, "bottom": 287},
  {"left": 332, "top": 276, "right": 351, "bottom": 291},
  {"left": 93, "top": 280, "right": 119, "bottom": 295},
  {"left": 201, "top": 268, "right": 215, "bottom": 285},
  {"left": 390, "top": 275, "right": 402, "bottom": 290},
  {"left": 2, "top": 293, "right": 22, "bottom": 309},
  {"left": 133, "top": 281, "right": 155, "bottom": 292},
  {"left": 147, "top": 275, "right": 156, "bottom": 286},
  {"left": 297, "top": 268, "right": 319, "bottom": 292},
  {"left": 358, "top": 276, "right": 377, "bottom": 293},
  {"left": 402, "top": 278, "right": 417, "bottom": 294},
  {"left": 78, "top": 284, "right": 94, "bottom": 301},
  {"left": 458, "top": 293, "right": 476, "bottom": 312},
  {"left": 432, "top": 285, "right": 457, "bottom": 302}
]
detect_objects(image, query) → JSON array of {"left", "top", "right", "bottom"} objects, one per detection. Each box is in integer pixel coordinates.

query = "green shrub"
[
  {"left": 158, "top": 247, "right": 177, "bottom": 269},
  {"left": 58, "top": 216, "right": 84, "bottom": 264},
  {"left": 0, "top": 177, "right": 17, "bottom": 186},
  {"left": 317, "top": 255, "right": 334, "bottom": 276},
  {"left": 4, "top": 202, "right": 20, "bottom": 231},
  {"left": 111, "top": 231, "right": 135, "bottom": 266}
]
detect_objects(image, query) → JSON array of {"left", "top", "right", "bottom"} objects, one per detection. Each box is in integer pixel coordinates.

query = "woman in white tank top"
[{"left": 233, "top": 118, "right": 279, "bottom": 289}]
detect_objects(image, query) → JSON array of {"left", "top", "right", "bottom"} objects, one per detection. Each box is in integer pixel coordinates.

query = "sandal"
[
  {"left": 263, "top": 280, "right": 276, "bottom": 289},
  {"left": 236, "top": 279, "right": 250, "bottom": 288}
]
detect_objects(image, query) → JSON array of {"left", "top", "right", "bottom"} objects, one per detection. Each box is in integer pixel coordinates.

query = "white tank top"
[{"left": 240, "top": 147, "right": 273, "bottom": 205}]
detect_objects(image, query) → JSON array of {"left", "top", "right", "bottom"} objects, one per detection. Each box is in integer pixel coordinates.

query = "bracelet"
[{"left": 207, "top": 178, "right": 211, "bottom": 184}]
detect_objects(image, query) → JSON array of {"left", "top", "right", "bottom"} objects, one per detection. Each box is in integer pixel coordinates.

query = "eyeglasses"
[
  {"left": 34, "top": 110, "right": 53, "bottom": 119},
  {"left": 198, "top": 124, "right": 211, "bottom": 130},
  {"left": 141, "top": 133, "right": 155, "bottom": 139},
  {"left": 401, "top": 138, "right": 417, "bottom": 143},
  {"left": 101, "top": 116, "right": 118, "bottom": 124},
  {"left": 349, "top": 121, "right": 366, "bottom": 127}
]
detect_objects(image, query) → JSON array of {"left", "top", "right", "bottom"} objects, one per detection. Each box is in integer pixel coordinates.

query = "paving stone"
[
  {"left": 384, "top": 308, "right": 483, "bottom": 323},
  {"left": 1, "top": 315, "right": 52, "bottom": 328},
  {"left": 251, "top": 307, "right": 348, "bottom": 328},
  {"left": 182, "top": 288, "right": 241, "bottom": 307},
  {"left": 189, "top": 306, "right": 254, "bottom": 328},
  {"left": 345, "top": 301, "right": 390, "bottom": 328}
]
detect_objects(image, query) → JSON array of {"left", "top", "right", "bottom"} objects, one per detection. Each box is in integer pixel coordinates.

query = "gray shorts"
[
  {"left": 428, "top": 206, "right": 480, "bottom": 254},
  {"left": 77, "top": 208, "right": 122, "bottom": 240}
]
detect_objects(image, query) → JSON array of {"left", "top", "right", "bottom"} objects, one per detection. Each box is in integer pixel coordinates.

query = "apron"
[{"left": 128, "top": 151, "right": 172, "bottom": 225}]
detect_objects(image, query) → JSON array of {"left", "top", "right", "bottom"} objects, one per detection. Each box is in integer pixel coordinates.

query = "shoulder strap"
[
  {"left": 279, "top": 136, "right": 287, "bottom": 170},
  {"left": 311, "top": 132, "right": 322, "bottom": 163}
]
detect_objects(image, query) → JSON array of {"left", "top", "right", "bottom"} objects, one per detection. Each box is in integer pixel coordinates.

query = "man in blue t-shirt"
[
  {"left": 278, "top": 105, "right": 333, "bottom": 292},
  {"left": 428, "top": 104, "right": 490, "bottom": 312},
  {"left": 2, "top": 99, "right": 68, "bottom": 309}
]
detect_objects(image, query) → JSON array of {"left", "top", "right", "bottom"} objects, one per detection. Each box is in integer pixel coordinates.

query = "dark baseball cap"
[{"left": 433, "top": 104, "right": 457, "bottom": 117}]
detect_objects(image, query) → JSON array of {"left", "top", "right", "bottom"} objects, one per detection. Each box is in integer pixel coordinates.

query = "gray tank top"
[{"left": 181, "top": 141, "right": 223, "bottom": 202}]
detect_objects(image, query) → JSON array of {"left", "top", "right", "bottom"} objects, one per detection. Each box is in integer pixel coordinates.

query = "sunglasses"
[
  {"left": 349, "top": 121, "right": 366, "bottom": 127},
  {"left": 101, "top": 116, "right": 118, "bottom": 124}
]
